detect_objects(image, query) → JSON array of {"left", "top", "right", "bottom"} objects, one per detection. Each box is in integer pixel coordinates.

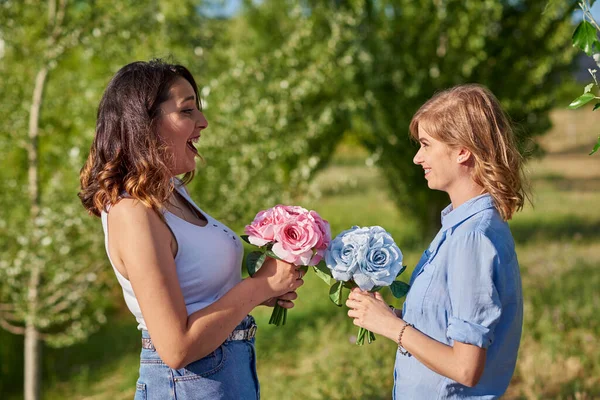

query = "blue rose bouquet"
[{"left": 315, "top": 226, "right": 410, "bottom": 345}]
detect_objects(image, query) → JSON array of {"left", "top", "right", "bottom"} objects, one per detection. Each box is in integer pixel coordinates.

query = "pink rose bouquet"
[{"left": 242, "top": 205, "right": 331, "bottom": 326}]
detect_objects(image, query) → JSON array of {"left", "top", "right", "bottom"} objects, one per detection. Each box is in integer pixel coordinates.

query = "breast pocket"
[{"left": 405, "top": 258, "right": 437, "bottom": 315}]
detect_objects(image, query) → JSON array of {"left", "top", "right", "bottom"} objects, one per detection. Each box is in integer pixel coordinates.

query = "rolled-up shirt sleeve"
[{"left": 446, "top": 231, "right": 501, "bottom": 348}]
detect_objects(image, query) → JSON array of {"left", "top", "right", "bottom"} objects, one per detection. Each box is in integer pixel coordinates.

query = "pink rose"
[
  {"left": 277, "top": 205, "right": 309, "bottom": 217},
  {"left": 244, "top": 208, "right": 280, "bottom": 246},
  {"left": 307, "top": 211, "right": 331, "bottom": 264},
  {"left": 272, "top": 213, "right": 321, "bottom": 265},
  {"left": 308, "top": 210, "right": 331, "bottom": 250}
]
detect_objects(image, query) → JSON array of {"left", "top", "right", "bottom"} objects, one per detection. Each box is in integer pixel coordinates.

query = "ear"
[{"left": 456, "top": 148, "right": 472, "bottom": 164}]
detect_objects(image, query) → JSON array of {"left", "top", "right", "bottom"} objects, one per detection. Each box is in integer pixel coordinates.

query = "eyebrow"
[
  {"left": 419, "top": 138, "right": 429, "bottom": 143},
  {"left": 180, "top": 95, "right": 196, "bottom": 103}
]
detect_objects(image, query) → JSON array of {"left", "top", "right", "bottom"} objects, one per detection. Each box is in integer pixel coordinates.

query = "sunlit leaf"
[
  {"left": 572, "top": 21, "right": 600, "bottom": 56},
  {"left": 329, "top": 281, "right": 343, "bottom": 306},
  {"left": 568, "top": 93, "right": 596, "bottom": 109},
  {"left": 312, "top": 263, "right": 332, "bottom": 285}
]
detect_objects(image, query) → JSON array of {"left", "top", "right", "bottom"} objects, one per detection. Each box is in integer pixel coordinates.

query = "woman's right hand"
[{"left": 253, "top": 257, "right": 304, "bottom": 299}]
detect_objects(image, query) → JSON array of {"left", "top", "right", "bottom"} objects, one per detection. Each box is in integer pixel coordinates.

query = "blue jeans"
[{"left": 135, "top": 315, "right": 260, "bottom": 400}]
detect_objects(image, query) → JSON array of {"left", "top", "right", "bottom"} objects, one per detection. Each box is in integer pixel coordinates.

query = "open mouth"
[
  {"left": 186, "top": 136, "right": 199, "bottom": 155},
  {"left": 424, "top": 168, "right": 431, "bottom": 176}
]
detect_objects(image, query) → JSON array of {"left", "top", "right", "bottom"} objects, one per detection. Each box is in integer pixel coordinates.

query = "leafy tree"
[
  {"left": 204, "top": 0, "right": 578, "bottom": 235},
  {"left": 0, "top": 1, "right": 207, "bottom": 398},
  {"left": 350, "top": 0, "right": 578, "bottom": 234},
  {"left": 188, "top": 0, "right": 367, "bottom": 226}
]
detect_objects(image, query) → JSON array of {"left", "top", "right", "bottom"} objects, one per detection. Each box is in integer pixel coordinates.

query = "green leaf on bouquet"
[
  {"left": 265, "top": 250, "right": 282, "bottom": 260},
  {"left": 246, "top": 251, "right": 266, "bottom": 276},
  {"left": 312, "top": 263, "right": 332, "bottom": 285},
  {"left": 390, "top": 280, "right": 410, "bottom": 298},
  {"left": 329, "top": 281, "right": 344, "bottom": 306},
  {"left": 572, "top": 21, "right": 600, "bottom": 56},
  {"left": 593, "top": 103, "right": 600, "bottom": 111},
  {"left": 568, "top": 93, "right": 596, "bottom": 109},
  {"left": 240, "top": 235, "right": 251, "bottom": 244},
  {"left": 396, "top": 265, "right": 407, "bottom": 277}
]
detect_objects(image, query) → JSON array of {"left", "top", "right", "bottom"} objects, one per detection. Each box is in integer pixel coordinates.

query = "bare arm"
[
  {"left": 109, "top": 199, "right": 302, "bottom": 369},
  {"left": 346, "top": 290, "right": 486, "bottom": 387}
]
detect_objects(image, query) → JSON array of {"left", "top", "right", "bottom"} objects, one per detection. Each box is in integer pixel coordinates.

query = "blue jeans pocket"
[
  {"left": 173, "top": 345, "right": 226, "bottom": 381},
  {"left": 171, "top": 346, "right": 227, "bottom": 399}
]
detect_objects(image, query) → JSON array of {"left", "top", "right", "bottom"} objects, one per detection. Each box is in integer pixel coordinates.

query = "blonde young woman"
[
  {"left": 346, "top": 84, "right": 528, "bottom": 399},
  {"left": 79, "top": 60, "right": 304, "bottom": 399}
]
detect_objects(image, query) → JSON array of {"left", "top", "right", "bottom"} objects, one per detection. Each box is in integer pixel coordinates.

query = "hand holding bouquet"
[
  {"left": 321, "top": 226, "right": 409, "bottom": 345},
  {"left": 242, "top": 205, "right": 331, "bottom": 326}
]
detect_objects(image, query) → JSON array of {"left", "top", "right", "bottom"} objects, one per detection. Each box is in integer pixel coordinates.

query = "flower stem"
[
  {"left": 356, "top": 327, "right": 376, "bottom": 345},
  {"left": 269, "top": 304, "right": 287, "bottom": 326}
]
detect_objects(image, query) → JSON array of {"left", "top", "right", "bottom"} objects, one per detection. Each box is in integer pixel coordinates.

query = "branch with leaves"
[{"left": 569, "top": 0, "right": 600, "bottom": 155}]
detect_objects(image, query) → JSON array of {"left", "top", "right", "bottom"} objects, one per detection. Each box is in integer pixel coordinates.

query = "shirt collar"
[{"left": 441, "top": 193, "right": 495, "bottom": 231}]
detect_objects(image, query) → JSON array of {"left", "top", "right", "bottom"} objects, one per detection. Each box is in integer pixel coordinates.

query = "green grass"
[{"left": 4, "top": 108, "right": 600, "bottom": 399}]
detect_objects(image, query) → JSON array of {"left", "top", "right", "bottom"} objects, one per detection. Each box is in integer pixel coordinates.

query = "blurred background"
[{"left": 1, "top": 0, "right": 599, "bottom": 399}]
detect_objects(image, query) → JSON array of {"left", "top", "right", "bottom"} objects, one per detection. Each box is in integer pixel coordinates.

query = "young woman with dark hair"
[{"left": 80, "top": 60, "right": 304, "bottom": 399}]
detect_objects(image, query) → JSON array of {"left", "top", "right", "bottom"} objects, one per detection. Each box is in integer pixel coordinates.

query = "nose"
[
  {"left": 413, "top": 147, "right": 423, "bottom": 165},
  {"left": 196, "top": 111, "right": 208, "bottom": 130}
]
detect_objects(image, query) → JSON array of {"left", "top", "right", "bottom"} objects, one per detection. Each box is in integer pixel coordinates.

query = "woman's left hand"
[
  {"left": 346, "top": 288, "right": 397, "bottom": 336},
  {"left": 262, "top": 291, "right": 298, "bottom": 309}
]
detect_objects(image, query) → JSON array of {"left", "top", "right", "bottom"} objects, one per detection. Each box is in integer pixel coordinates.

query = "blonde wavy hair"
[
  {"left": 79, "top": 60, "right": 198, "bottom": 217},
  {"left": 409, "top": 84, "right": 530, "bottom": 220}
]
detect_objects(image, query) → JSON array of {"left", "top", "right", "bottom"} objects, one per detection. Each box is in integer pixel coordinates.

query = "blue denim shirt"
[{"left": 394, "top": 194, "right": 523, "bottom": 399}]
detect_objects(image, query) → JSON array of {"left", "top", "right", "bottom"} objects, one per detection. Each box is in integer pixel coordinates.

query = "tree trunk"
[
  {"left": 24, "top": 323, "right": 41, "bottom": 400},
  {"left": 24, "top": 66, "right": 48, "bottom": 400}
]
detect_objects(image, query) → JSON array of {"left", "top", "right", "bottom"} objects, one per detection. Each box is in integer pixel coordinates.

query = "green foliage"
[
  {"left": 196, "top": 0, "right": 579, "bottom": 236},
  {"left": 572, "top": 20, "right": 600, "bottom": 56},
  {"left": 0, "top": 0, "right": 208, "bottom": 347},
  {"left": 312, "top": 263, "right": 334, "bottom": 286},
  {"left": 329, "top": 281, "right": 344, "bottom": 306},
  {"left": 188, "top": 1, "right": 363, "bottom": 226},
  {"left": 569, "top": 0, "right": 600, "bottom": 154},
  {"left": 246, "top": 251, "right": 266, "bottom": 276},
  {"left": 568, "top": 92, "right": 597, "bottom": 108},
  {"left": 351, "top": 0, "right": 578, "bottom": 234},
  {"left": 390, "top": 280, "right": 410, "bottom": 298}
]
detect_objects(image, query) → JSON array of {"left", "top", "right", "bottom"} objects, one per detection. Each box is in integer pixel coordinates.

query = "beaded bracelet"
[{"left": 397, "top": 322, "right": 413, "bottom": 356}]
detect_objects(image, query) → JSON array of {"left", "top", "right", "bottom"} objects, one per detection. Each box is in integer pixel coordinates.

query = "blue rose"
[
  {"left": 325, "top": 226, "right": 370, "bottom": 281},
  {"left": 352, "top": 226, "right": 403, "bottom": 291}
]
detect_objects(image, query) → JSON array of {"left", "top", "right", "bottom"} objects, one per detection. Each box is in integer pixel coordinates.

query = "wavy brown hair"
[
  {"left": 409, "top": 84, "right": 530, "bottom": 221},
  {"left": 79, "top": 59, "right": 200, "bottom": 217}
]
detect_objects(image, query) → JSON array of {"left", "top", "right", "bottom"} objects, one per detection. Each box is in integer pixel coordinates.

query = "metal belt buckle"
[
  {"left": 247, "top": 324, "right": 257, "bottom": 340},
  {"left": 141, "top": 338, "right": 155, "bottom": 350}
]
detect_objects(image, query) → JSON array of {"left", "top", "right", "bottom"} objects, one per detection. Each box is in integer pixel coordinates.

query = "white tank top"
[{"left": 101, "top": 182, "right": 244, "bottom": 330}]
